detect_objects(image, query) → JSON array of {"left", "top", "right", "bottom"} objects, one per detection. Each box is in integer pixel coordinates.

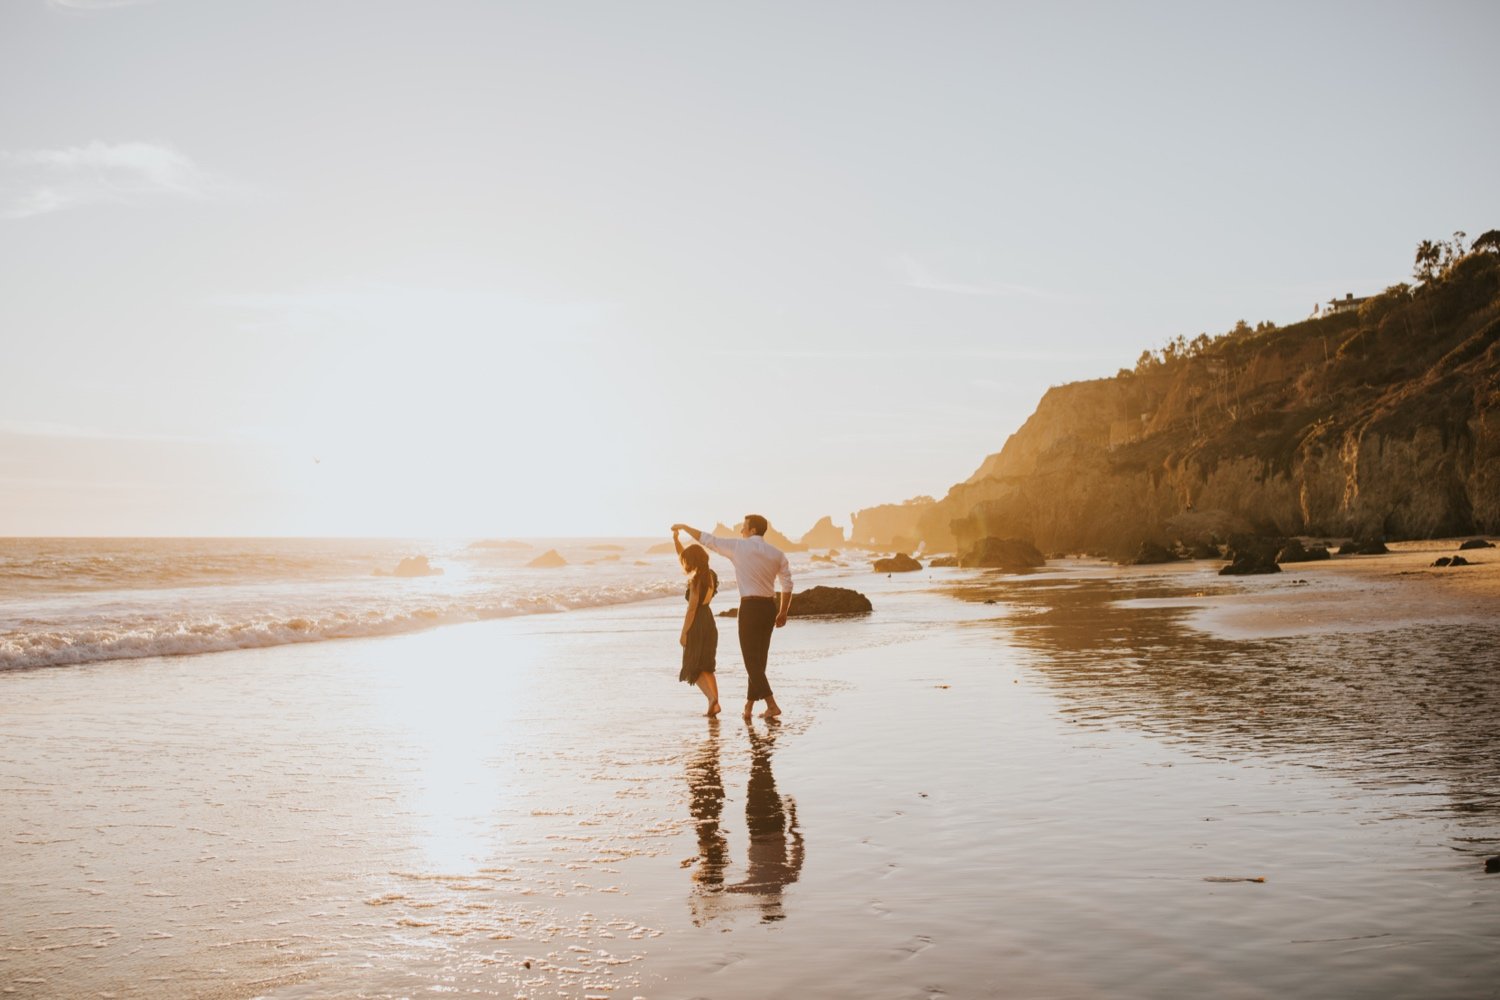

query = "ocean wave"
[{"left": 0, "top": 581, "right": 681, "bottom": 672}]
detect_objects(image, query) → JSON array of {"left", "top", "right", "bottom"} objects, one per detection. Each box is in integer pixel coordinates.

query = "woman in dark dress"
[{"left": 674, "top": 528, "right": 721, "bottom": 717}]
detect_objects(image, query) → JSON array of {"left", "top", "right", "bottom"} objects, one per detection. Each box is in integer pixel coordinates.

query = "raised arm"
[
  {"left": 672, "top": 523, "right": 705, "bottom": 542},
  {"left": 672, "top": 528, "right": 686, "bottom": 559}
]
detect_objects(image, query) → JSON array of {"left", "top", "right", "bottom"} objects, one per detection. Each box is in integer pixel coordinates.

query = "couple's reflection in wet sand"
[{"left": 686, "top": 721, "right": 803, "bottom": 924}]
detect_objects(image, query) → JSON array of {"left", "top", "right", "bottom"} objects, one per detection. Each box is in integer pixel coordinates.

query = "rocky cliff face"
[{"left": 893, "top": 250, "right": 1500, "bottom": 557}]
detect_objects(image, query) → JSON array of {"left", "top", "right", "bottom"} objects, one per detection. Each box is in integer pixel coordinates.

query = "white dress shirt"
[{"left": 696, "top": 533, "right": 793, "bottom": 599}]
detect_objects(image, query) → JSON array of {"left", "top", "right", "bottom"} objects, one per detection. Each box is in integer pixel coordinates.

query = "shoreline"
[{"left": 1093, "top": 537, "right": 1500, "bottom": 640}]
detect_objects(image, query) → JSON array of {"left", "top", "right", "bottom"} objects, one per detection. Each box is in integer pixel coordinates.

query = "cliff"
[{"left": 883, "top": 245, "right": 1500, "bottom": 557}]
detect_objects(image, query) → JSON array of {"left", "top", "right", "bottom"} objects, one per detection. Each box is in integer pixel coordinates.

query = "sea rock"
[
  {"left": 1458, "top": 538, "right": 1495, "bottom": 550},
  {"left": 646, "top": 541, "right": 676, "bottom": 554},
  {"left": 719, "top": 585, "right": 872, "bottom": 618},
  {"left": 1338, "top": 538, "right": 1390, "bottom": 555},
  {"left": 811, "top": 553, "right": 835, "bottom": 563},
  {"left": 1433, "top": 555, "right": 1470, "bottom": 567},
  {"left": 1219, "top": 557, "right": 1281, "bottom": 576},
  {"left": 1276, "top": 538, "right": 1331, "bottom": 563},
  {"left": 799, "top": 516, "right": 846, "bottom": 549},
  {"left": 873, "top": 553, "right": 922, "bottom": 573},
  {"left": 959, "top": 537, "right": 1046, "bottom": 571},
  {"left": 1220, "top": 535, "right": 1281, "bottom": 575},
  {"left": 1486, "top": 856, "right": 1500, "bottom": 873},
  {"left": 788, "top": 585, "right": 873, "bottom": 617},
  {"left": 381, "top": 555, "right": 444, "bottom": 577},
  {"left": 1129, "top": 541, "right": 1180, "bottom": 565},
  {"left": 527, "top": 549, "right": 567, "bottom": 568},
  {"left": 928, "top": 555, "right": 960, "bottom": 567}
]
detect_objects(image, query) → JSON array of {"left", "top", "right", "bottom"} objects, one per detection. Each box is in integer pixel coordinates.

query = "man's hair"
[{"left": 743, "top": 514, "right": 768, "bottom": 536}]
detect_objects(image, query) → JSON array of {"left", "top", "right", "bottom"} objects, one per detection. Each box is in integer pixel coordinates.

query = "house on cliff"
[{"left": 1316, "top": 292, "right": 1370, "bottom": 316}]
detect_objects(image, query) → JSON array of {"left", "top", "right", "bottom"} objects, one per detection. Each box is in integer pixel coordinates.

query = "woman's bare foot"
[
  {"left": 742, "top": 702, "right": 754, "bottom": 722},
  {"left": 706, "top": 701, "right": 721, "bottom": 717}
]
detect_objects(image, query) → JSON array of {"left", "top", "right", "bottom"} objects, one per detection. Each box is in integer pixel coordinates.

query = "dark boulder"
[
  {"left": 928, "top": 555, "right": 959, "bottom": 567},
  {"left": 873, "top": 553, "right": 922, "bottom": 573},
  {"left": 788, "top": 585, "right": 873, "bottom": 617},
  {"left": 1220, "top": 534, "right": 1281, "bottom": 575},
  {"left": 1220, "top": 557, "right": 1281, "bottom": 576},
  {"left": 1130, "top": 541, "right": 1180, "bottom": 565},
  {"left": 1459, "top": 538, "right": 1495, "bottom": 550},
  {"left": 959, "top": 537, "right": 1046, "bottom": 571},
  {"left": 720, "top": 586, "right": 872, "bottom": 618},
  {"left": 1277, "top": 538, "right": 1331, "bottom": 564},
  {"left": 1338, "top": 538, "right": 1389, "bottom": 555},
  {"left": 1434, "top": 555, "right": 1470, "bottom": 567},
  {"left": 1486, "top": 856, "right": 1500, "bottom": 873}
]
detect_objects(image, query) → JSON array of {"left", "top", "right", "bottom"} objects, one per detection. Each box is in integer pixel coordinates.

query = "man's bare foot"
[{"left": 761, "top": 699, "right": 782, "bottom": 719}]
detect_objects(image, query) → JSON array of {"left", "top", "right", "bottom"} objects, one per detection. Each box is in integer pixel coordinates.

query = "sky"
[{"left": 2, "top": 0, "right": 1497, "bottom": 538}]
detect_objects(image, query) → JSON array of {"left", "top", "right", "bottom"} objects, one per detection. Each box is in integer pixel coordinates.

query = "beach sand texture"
[{"left": 3, "top": 555, "right": 1498, "bottom": 998}]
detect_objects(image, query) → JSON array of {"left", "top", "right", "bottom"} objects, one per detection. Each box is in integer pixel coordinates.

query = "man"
[{"left": 671, "top": 516, "right": 793, "bottom": 720}]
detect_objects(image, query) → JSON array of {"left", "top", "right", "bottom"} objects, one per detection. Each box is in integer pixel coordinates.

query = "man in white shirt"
[{"left": 672, "top": 515, "right": 793, "bottom": 720}]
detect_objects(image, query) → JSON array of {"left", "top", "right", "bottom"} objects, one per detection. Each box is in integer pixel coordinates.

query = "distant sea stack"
[
  {"left": 853, "top": 233, "right": 1500, "bottom": 557},
  {"left": 799, "top": 516, "right": 846, "bottom": 548}
]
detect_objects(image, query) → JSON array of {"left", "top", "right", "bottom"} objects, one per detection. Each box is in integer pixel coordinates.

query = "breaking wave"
[{"left": 0, "top": 580, "right": 681, "bottom": 672}]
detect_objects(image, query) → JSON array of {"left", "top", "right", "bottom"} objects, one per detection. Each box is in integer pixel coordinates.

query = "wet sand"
[
  {"left": 3, "top": 559, "right": 1498, "bottom": 999},
  {"left": 1112, "top": 537, "right": 1500, "bottom": 639}
]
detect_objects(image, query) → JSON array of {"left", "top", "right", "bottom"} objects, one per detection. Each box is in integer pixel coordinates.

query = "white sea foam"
[
  {"left": 0, "top": 537, "right": 853, "bottom": 671},
  {"left": 0, "top": 584, "right": 680, "bottom": 671}
]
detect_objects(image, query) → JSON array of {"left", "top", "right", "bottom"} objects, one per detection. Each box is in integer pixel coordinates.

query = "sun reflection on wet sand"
[{"left": 363, "top": 628, "right": 544, "bottom": 872}]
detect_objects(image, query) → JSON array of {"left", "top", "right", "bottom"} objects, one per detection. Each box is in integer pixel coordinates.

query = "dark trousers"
[{"left": 738, "top": 597, "right": 777, "bottom": 701}]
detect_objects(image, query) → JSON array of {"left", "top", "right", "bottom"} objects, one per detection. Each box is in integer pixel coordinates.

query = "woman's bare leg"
[{"left": 696, "top": 674, "right": 720, "bottom": 716}]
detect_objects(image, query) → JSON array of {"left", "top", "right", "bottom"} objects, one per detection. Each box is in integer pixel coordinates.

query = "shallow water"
[{"left": 2, "top": 565, "right": 1497, "bottom": 998}]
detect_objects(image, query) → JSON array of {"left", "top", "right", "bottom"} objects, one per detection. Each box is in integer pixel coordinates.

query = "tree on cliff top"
[{"left": 1413, "top": 231, "right": 1468, "bottom": 285}]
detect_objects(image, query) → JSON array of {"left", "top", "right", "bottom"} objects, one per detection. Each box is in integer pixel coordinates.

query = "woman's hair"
[{"left": 680, "top": 543, "right": 714, "bottom": 597}]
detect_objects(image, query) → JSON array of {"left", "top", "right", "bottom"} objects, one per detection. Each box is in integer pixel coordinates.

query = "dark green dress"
[{"left": 680, "top": 570, "right": 718, "bottom": 684}]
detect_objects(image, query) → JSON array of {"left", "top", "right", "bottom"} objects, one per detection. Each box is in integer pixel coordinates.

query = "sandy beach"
[{"left": 3, "top": 551, "right": 1498, "bottom": 999}]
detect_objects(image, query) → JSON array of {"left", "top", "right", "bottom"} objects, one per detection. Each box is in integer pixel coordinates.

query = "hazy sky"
[{"left": 3, "top": 0, "right": 1496, "bottom": 537}]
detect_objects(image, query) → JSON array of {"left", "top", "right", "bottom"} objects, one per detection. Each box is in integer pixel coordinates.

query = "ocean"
[{"left": 0, "top": 537, "right": 843, "bottom": 672}]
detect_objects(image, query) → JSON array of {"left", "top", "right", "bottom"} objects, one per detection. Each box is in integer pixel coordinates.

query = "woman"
[{"left": 674, "top": 527, "right": 721, "bottom": 717}]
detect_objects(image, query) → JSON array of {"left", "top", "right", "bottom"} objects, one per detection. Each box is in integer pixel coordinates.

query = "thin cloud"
[
  {"left": 894, "top": 254, "right": 1058, "bottom": 299},
  {"left": 1, "top": 141, "right": 222, "bottom": 218}
]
